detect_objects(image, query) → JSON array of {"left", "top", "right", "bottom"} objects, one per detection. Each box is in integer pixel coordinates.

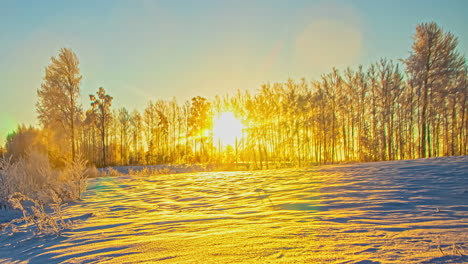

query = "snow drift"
[{"left": 1, "top": 156, "right": 467, "bottom": 263}]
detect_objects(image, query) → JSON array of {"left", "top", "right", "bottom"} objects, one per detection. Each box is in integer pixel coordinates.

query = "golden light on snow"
[{"left": 213, "top": 112, "right": 243, "bottom": 146}]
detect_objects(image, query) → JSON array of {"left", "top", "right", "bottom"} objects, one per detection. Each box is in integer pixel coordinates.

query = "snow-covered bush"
[
  {"left": 86, "top": 165, "right": 101, "bottom": 178},
  {"left": 4, "top": 124, "right": 68, "bottom": 168},
  {"left": 0, "top": 156, "right": 15, "bottom": 208},
  {"left": 4, "top": 191, "right": 71, "bottom": 236},
  {"left": 101, "top": 167, "right": 122, "bottom": 177},
  {"left": 0, "top": 152, "right": 88, "bottom": 236},
  {"left": 0, "top": 151, "right": 88, "bottom": 208}
]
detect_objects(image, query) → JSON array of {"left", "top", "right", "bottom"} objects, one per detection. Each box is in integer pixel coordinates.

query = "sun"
[{"left": 213, "top": 112, "right": 243, "bottom": 146}]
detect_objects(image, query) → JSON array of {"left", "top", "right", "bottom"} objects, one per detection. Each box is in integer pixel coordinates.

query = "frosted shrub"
[
  {"left": 86, "top": 165, "right": 101, "bottom": 178},
  {"left": 60, "top": 156, "right": 88, "bottom": 201},
  {"left": 21, "top": 151, "right": 59, "bottom": 201},
  {"left": 6, "top": 191, "right": 71, "bottom": 236},
  {"left": 0, "top": 151, "right": 88, "bottom": 205},
  {"left": 103, "top": 167, "right": 122, "bottom": 177},
  {"left": 157, "top": 167, "right": 176, "bottom": 175},
  {"left": 0, "top": 156, "right": 16, "bottom": 208},
  {"left": 0, "top": 151, "right": 88, "bottom": 236},
  {"left": 136, "top": 167, "right": 149, "bottom": 176}
]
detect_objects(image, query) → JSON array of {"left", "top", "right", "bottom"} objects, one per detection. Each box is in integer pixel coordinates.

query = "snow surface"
[{"left": 1, "top": 156, "right": 467, "bottom": 263}]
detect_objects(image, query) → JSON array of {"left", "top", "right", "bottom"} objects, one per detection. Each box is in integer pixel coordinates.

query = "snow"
[{"left": 1, "top": 156, "right": 467, "bottom": 263}]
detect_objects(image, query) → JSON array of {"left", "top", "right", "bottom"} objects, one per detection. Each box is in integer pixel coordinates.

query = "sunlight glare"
[{"left": 213, "top": 112, "right": 243, "bottom": 146}]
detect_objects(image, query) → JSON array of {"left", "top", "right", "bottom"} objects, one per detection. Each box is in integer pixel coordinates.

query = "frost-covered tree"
[
  {"left": 143, "top": 101, "right": 157, "bottom": 164},
  {"left": 118, "top": 107, "right": 130, "bottom": 165},
  {"left": 81, "top": 110, "right": 99, "bottom": 165},
  {"left": 368, "top": 59, "right": 404, "bottom": 160},
  {"left": 404, "top": 22, "right": 465, "bottom": 158},
  {"left": 189, "top": 96, "right": 212, "bottom": 162},
  {"left": 129, "top": 109, "right": 143, "bottom": 164},
  {"left": 37, "top": 48, "right": 82, "bottom": 161},
  {"left": 5, "top": 125, "right": 47, "bottom": 160},
  {"left": 90, "top": 87, "right": 113, "bottom": 167}
]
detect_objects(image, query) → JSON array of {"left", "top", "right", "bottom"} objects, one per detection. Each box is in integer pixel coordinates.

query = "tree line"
[{"left": 2, "top": 22, "right": 467, "bottom": 169}]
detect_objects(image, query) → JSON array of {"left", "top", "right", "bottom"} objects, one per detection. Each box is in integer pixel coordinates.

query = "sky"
[{"left": 0, "top": 0, "right": 467, "bottom": 145}]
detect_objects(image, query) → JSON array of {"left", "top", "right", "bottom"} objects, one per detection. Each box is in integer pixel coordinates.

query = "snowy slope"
[{"left": 1, "top": 156, "right": 467, "bottom": 263}]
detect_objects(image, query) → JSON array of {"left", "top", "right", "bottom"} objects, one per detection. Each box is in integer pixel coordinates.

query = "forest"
[{"left": 2, "top": 22, "right": 467, "bottom": 169}]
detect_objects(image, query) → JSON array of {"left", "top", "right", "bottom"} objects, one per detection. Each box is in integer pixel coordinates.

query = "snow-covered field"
[{"left": 1, "top": 157, "right": 467, "bottom": 263}]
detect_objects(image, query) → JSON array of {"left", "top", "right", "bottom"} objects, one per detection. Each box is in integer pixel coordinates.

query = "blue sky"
[{"left": 0, "top": 0, "right": 467, "bottom": 144}]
